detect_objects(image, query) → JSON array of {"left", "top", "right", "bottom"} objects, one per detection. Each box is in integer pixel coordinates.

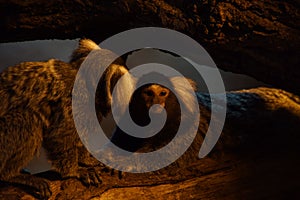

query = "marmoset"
[
  {"left": 0, "top": 39, "right": 128, "bottom": 199},
  {"left": 110, "top": 73, "right": 300, "bottom": 159}
]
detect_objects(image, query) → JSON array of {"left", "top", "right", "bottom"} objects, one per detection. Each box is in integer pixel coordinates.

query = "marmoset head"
[{"left": 139, "top": 84, "right": 170, "bottom": 114}]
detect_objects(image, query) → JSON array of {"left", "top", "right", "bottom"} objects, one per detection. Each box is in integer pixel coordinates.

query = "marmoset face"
[{"left": 140, "top": 84, "right": 170, "bottom": 113}]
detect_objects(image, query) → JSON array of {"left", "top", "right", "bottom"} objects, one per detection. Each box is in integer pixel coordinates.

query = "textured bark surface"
[
  {"left": 0, "top": 0, "right": 299, "bottom": 94},
  {"left": 0, "top": 1, "right": 300, "bottom": 199},
  {"left": 1, "top": 137, "right": 299, "bottom": 199},
  {"left": 1, "top": 87, "right": 300, "bottom": 199}
]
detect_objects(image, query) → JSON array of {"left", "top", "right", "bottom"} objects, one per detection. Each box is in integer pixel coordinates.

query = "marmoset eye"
[
  {"left": 145, "top": 90, "right": 154, "bottom": 96},
  {"left": 159, "top": 91, "right": 167, "bottom": 96}
]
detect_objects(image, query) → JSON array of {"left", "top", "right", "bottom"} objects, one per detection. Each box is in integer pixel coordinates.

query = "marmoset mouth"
[{"left": 149, "top": 104, "right": 165, "bottom": 114}]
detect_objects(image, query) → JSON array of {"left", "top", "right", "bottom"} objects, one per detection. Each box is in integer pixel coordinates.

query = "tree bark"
[
  {"left": 1, "top": 139, "right": 299, "bottom": 199},
  {"left": 0, "top": 0, "right": 299, "bottom": 94}
]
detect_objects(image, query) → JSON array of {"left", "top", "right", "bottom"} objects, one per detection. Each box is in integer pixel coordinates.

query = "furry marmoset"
[
  {"left": 111, "top": 75, "right": 300, "bottom": 158},
  {"left": 0, "top": 39, "right": 127, "bottom": 199},
  {"left": 110, "top": 73, "right": 201, "bottom": 153}
]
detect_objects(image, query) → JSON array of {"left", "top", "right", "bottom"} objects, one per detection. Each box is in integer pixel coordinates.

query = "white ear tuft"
[
  {"left": 70, "top": 38, "right": 101, "bottom": 63},
  {"left": 170, "top": 77, "right": 198, "bottom": 114}
]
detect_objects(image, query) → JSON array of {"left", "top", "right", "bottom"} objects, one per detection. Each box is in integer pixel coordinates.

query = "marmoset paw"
[
  {"left": 28, "top": 178, "right": 52, "bottom": 200},
  {"left": 78, "top": 167, "right": 102, "bottom": 187}
]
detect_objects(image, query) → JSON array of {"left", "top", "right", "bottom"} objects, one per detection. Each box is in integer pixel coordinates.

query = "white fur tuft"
[
  {"left": 170, "top": 76, "right": 198, "bottom": 114},
  {"left": 70, "top": 39, "right": 101, "bottom": 63}
]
